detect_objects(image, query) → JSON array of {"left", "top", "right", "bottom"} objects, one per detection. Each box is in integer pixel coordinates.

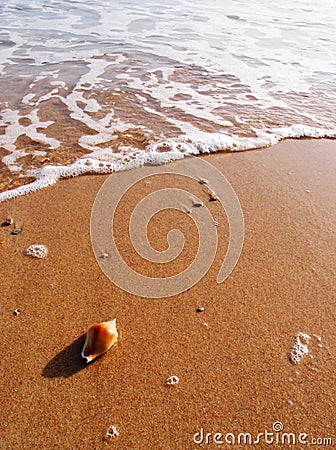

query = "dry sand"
[{"left": 0, "top": 139, "right": 335, "bottom": 449}]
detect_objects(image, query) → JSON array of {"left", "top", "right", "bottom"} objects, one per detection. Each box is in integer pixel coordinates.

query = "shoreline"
[
  {"left": 0, "top": 139, "right": 335, "bottom": 449},
  {"left": 1, "top": 134, "right": 335, "bottom": 203}
]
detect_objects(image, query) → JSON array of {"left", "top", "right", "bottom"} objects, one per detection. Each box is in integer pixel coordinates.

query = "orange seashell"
[{"left": 81, "top": 319, "right": 118, "bottom": 363}]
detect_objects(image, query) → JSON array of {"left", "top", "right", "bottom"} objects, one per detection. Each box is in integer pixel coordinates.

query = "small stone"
[
  {"left": 13, "top": 309, "right": 20, "bottom": 316},
  {"left": 1, "top": 218, "right": 13, "bottom": 227},
  {"left": 199, "top": 179, "right": 208, "bottom": 185},
  {"left": 11, "top": 229, "right": 21, "bottom": 235},
  {"left": 209, "top": 193, "right": 219, "bottom": 202},
  {"left": 196, "top": 307, "right": 205, "bottom": 313},
  {"left": 313, "top": 334, "right": 322, "bottom": 341},
  {"left": 288, "top": 400, "right": 293, "bottom": 406},
  {"left": 0, "top": 240, "right": 6, "bottom": 245},
  {"left": 203, "top": 322, "right": 209, "bottom": 327},
  {"left": 306, "top": 190, "right": 311, "bottom": 193},
  {"left": 192, "top": 201, "right": 204, "bottom": 208},
  {"left": 100, "top": 253, "right": 109, "bottom": 259},
  {"left": 213, "top": 221, "right": 219, "bottom": 226}
]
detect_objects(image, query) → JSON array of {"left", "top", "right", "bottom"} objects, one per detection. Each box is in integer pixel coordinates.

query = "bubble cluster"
[
  {"left": 166, "top": 375, "right": 179, "bottom": 386},
  {"left": 25, "top": 244, "right": 48, "bottom": 259},
  {"left": 105, "top": 425, "right": 119, "bottom": 440},
  {"left": 290, "top": 332, "right": 311, "bottom": 365}
]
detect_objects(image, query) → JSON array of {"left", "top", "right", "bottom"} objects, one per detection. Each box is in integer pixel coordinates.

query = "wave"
[{"left": 1, "top": 124, "right": 334, "bottom": 202}]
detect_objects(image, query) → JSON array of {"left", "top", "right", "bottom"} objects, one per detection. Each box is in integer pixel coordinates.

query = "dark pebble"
[
  {"left": 11, "top": 229, "right": 22, "bottom": 235},
  {"left": 1, "top": 218, "right": 12, "bottom": 227},
  {"left": 196, "top": 307, "right": 205, "bottom": 313}
]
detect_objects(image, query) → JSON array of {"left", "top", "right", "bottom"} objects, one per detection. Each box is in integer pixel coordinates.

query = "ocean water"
[{"left": 0, "top": 0, "right": 335, "bottom": 200}]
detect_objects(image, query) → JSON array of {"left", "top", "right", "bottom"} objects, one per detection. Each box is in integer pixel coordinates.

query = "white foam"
[
  {"left": 1, "top": 0, "right": 336, "bottom": 200},
  {"left": 25, "top": 244, "right": 48, "bottom": 259},
  {"left": 290, "top": 332, "right": 310, "bottom": 365},
  {"left": 1, "top": 124, "right": 335, "bottom": 202}
]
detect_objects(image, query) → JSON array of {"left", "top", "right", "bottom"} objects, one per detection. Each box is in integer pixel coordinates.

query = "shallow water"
[{"left": 0, "top": 0, "right": 335, "bottom": 199}]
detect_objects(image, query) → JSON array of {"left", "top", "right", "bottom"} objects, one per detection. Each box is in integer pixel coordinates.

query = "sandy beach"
[{"left": 0, "top": 139, "right": 335, "bottom": 449}]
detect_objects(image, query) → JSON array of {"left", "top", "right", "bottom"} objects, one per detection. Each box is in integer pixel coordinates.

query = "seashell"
[{"left": 81, "top": 319, "right": 118, "bottom": 363}]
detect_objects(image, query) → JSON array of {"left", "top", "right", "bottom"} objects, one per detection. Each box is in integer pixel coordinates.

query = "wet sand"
[{"left": 0, "top": 139, "right": 335, "bottom": 449}]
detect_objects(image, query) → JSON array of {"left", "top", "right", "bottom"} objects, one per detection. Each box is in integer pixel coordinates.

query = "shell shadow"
[{"left": 42, "top": 334, "right": 88, "bottom": 378}]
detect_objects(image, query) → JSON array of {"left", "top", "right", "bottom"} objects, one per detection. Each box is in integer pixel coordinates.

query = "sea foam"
[{"left": 0, "top": 124, "right": 335, "bottom": 202}]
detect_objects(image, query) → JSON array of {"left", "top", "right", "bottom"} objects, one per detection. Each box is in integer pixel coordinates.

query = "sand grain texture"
[{"left": 0, "top": 139, "right": 335, "bottom": 449}]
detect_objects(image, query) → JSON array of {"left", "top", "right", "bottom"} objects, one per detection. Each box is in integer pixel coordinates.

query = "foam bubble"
[
  {"left": 25, "top": 244, "right": 48, "bottom": 259},
  {"left": 0, "top": 124, "right": 335, "bottom": 202},
  {"left": 290, "top": 332, "right": 310, "bottom": 365}
]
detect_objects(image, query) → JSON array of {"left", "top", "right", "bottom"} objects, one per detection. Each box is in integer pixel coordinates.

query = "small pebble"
[
  {"left": 193, "top": 201, "right": 204, "bottom": 208},
  {"left": 100, "top": 253, "right": 109, "bottom": 259},
  {"left": 288, "top": 400, "right": 293, "bottom": 406},
  {"left": 311, "top": 268, "right": 316, "bottom": 272},
  {"left": 306, "top": 190, "right": 311, "bottom": 193},
  {"left": 13, "top": 309, "right": 20, "bottom": 316},
  {"left": 317, "top": 343, "right": 323, "bottom": 348},
  {"left": 166, "top": 375, "right": 179, "bottom": 386},
  {"left": 196, "top": 307, "right": 205, "bottom": 313},
  {"left": 199, "top": 179, "right": 208, "bottom": 185},
  {"left": 203, "top": 322, "right": 209, "bottom": 327},
  {"left": 213, "top": 221, "right": 219, "bottom": 226},
  {"left": 209, "top": 193, "right": 219, "bottom": 202},
  {"left": 0, "top": 240, "right": 6, "bottom": 245},
  {"left": 1, "top": 218, "right": 13, "bottom": 227},
  {"left": 11, "top": 229, "right": 21, "bottom": 235}
]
